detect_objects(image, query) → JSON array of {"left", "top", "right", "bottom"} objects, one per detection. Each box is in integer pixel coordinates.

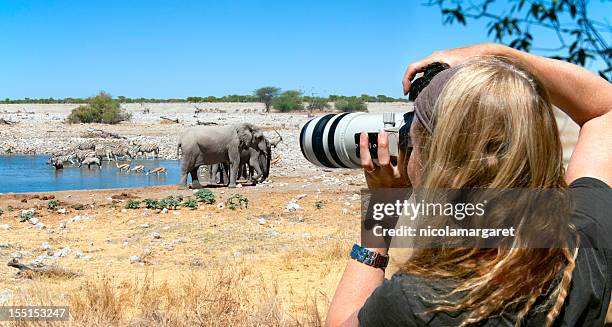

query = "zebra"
[
  {"left": 131, "top": 142, "right": 160, "bottom": 159},
  {"left": 75, "top": 140, "right": 96, "bottom": 151}
]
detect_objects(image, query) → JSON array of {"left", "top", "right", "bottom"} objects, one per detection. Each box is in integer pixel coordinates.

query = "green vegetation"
[
  {"left": 194, "top": 189, "right": 216, "bottom": 204},
  {"left": 315, "top": 200, "right": 324, "bottom": 210},
  {"left": 158, "top": 196, "right": 182, "bottom": 210},
  {"left": 19, "top": 210, "right": 34, "bottom": 222},
  {"left": 334, "top": 97, "right": 367, "bottom": 112},
  {"left": 47, "top": 200, "right": 60, "bottom": 210},
  {"left": 307, "top": 97, "right": 330, "bottom": 111},
  {"left": 182, "top": 198, "right": 198, "bottom": 209},
  {"left": 0, "top": 208, "right": 3, "bottom": 216},
  {"left": 125, "top": 199, "right": 141, "bottom": 209},
  {"left": 272, "top": 90, "right": 304, "bottom": 112},
  {"left": 143, "top": 198, "right": 159, "bottom": 209},
  {"left": 254, "top": 87, "right": 281, "bottom": 112},
  {"left": 67, "top": 91, "right": 131, "bottom": 124},
  {"left": 226, "top": 194, "right": 249, "bottom": 210}
]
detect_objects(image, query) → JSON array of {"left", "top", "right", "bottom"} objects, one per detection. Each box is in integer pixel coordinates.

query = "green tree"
[
  {"left": 67, "top": 91, "right": 131, "bottom": 124},
  {"left": 335, "top": 97, "right": 367, "bottom": 112},
  {"left": 255, "top": 86, "right": 281, "bottom": 112},
  {"left": 272, "top": 90, "right": 304, "bottom": 112},
  {"left": 307, "top": 96, "right": 330, "bottom": 111},
  {"left": 428, "top": 0, "right": 611, "bottom": 80}
]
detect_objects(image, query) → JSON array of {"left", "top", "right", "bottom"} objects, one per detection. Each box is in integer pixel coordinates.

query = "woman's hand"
[
  {"left": 360, "top": 130, "right": 410, "bottom": 188},
  {"left": 402, "top": 43, "right": 502, "bottom": 95}
]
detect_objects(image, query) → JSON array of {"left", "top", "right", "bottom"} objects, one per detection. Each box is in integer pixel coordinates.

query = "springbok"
[
  {"left": 146, "top": 167, "right": 167, "bottom": 175},
  {"left": 116, "top": 162, "right": 130, "bottom": 171},
  {"left": 130, "top": 165, "right": 145, "bottom": 173}
]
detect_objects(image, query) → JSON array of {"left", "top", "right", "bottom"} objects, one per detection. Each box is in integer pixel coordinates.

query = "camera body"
[{"left": 299, "top": 112, "right": 411, "bottom": 169}]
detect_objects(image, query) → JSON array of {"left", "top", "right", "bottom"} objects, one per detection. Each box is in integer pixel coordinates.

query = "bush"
[
  {"left": 67, "top": 91, "right": 131, "bottom": 124},
  {"left": 125, "top": 199, "right": 141, "bottom": 209},
  {"left": 0, "top": 208, "right": 3, "bottom": 216},
  {"left": 307, "top": 97, "right": 330, "bottom": 111},
  {"left": 334, "top": 97, "right": 367, "bottom": 112},
  {"left": 158, "top": 196, "right": 181, "bottom": 210},
  {"left": 182, "top": 198, "right": 198, "bottom": 209},
  {"left": 143, "top": 198, "right": 159, "bottom": 209},
  {"left": 226, "top": 194, "right": 249, "bottom": 210},
  {"left": 272, "top": 90, "right": 303, "bottom": 112},
  {"left": 19, "top": 210, "right": 34, "bottom": 222},
  {"left": 194, "top": 189, "right": 216, "bottom": 204},
  {"left": 47, "top": 200, "right": 60, "bottom": 210}
]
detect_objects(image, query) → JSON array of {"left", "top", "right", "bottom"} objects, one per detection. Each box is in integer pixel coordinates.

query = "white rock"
[
  {"left": 302, "top": 232, "right": 312, "bottom": 239},
  {"left": 150, "top": 232, "right": 161, "bottom": 239},
  {"left": 70, "top": 216, "right": 81, "bottom": 223},
  {"left": 54, "top": 246, "right": 71, "bottom": 258},
  {"left": 57, "top": 208, "right": 67, "bottom": 214},
  {"left": 286, "top": 202, "right": 302, "bottom": 211},
  {"left": 35, "top": 222, "right": 45, "bottom": 230},
  {"left": 296, "top": 194, "right": 307, "bottom": 200},
  {"left": 341, "top": 208, "right": 349, "bottom": 215},
  {"left": 140, "top": 222, "right": 151, "bottom": 228},
  {"left": 217, "top": 202, "right": 225, "bottom": 209},
  {"left": 58, "top": 222, "right": 66, "bottom": 229},
  {"left": 29, "top": 217, "right": 39, "bottom": 225},
  {"left": 41, "top": 242, "right": 51, "bottom": 250},
  {"left": 128, "top": 219, "right": 135, "bottom": 224},
  {"left": 0, "top": 224, "right": 10, "bottom": 230},
  {"left": 121, "top": 209, "right": 127, "bottom": 213},
  {"left": 258, "top": 217, "right": 266, "bottom": 225},
  {"left": 129, "top": 255, "right": 141, "bottom": 264},
  {"left": 161, "top": 208, "right": 168, "bottom": 214}
]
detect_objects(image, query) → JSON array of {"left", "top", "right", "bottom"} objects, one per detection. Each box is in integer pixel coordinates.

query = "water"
[{"left": 0, "top": 155, "right": 182, "bottom": 193}]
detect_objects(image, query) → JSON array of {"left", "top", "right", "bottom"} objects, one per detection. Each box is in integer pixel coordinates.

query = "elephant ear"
[{"left": 237, "top": 124, "right": 254, "bottom": 148}]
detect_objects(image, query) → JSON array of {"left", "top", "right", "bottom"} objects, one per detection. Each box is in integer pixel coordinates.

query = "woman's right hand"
[
  {"left": 360, "top": 130, "right": 410, "bottom": 188},
  {"left": 402, "top": 43, "right": 502, "bottom": 95}
]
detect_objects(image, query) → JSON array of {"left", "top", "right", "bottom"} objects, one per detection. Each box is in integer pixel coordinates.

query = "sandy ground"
[{"left": 0, "top": 103, "right": 582, "bottom": 325}]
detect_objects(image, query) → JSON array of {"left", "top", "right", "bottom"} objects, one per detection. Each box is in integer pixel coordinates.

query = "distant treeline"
[{"left": 0, "top": 94, "right": 407, "bottom": 104}]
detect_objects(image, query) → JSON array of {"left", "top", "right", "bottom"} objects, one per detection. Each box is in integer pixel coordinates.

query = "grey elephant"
[
  {"left": 79, "top": 157, "right": 102, "bottom": 169},
  {"left": 208, "top": 130, "right": 282, "bottom": 185},
  {"left": 177, "top": 123, "right": 268, "bottom": 189}
]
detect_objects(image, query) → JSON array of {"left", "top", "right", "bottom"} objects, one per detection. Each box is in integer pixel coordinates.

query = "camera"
[{"left": 299, "top": 111, "right": 414, "bottom": 168}]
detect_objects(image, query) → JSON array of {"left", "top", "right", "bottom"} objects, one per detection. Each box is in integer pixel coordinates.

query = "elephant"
[
  {"left": 207, "top": 130, "right": 282, "bottom": 186},
  {"left": 79, "top": 157, "right": 102, "bottom": 169},
  {"left": 177, "top": 123, "right": 268, "bottom": 189}
]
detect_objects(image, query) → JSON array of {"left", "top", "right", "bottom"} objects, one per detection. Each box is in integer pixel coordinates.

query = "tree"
[
  {"left": 254, "top": 86, "right": 281, "bottom": 112},
  {"left": 272, "top": 90, "right": 304, "bottom": 112},
  {"left": 335, "top": 97, "right": 367, "bottom": 112},
  {"left": 428, "top": 0, "right": 611, "bottom": 81},
  {"left": 307, "top": 97, "right": 330, "bottom": 111},
  {"left": 67, "top": 91, "right": 131, "bottom": 124}
]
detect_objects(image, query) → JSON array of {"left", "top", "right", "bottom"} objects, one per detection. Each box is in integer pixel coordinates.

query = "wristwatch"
[{"left": 350, "top": 244, "right": 389, "bottom": 270}]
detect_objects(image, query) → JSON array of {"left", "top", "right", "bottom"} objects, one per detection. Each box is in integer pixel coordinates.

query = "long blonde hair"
[{"left": 402, "top": 57, "right": 576, "bottom": 326}]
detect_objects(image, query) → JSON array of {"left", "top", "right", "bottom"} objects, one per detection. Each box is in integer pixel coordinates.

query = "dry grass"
[{"left": 5, "top": 265, "right": 328, "bottom": 327}]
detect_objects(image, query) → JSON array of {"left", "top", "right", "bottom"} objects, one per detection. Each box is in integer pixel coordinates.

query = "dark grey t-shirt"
[{"left": 359, "top": 177, "right": 612, "bottom": 326}]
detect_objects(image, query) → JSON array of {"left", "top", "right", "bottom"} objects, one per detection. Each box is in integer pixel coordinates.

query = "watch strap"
[{"left": 350, "top": 244, "right": 389, "bottom": 269}]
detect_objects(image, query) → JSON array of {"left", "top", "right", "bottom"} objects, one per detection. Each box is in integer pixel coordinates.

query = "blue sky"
[{"left": 0, "top": 0, "right": 608, "bottom": 99}]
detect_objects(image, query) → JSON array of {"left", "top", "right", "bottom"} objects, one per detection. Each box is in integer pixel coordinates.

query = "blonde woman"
[{"left": 327, "top": 43, "right": 612, "bottom": 326}]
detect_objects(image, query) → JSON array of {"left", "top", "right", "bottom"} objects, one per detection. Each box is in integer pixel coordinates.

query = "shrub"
[
  {"left": 19, "top": 210, "right": 34, "bottom": 222},
  {"left": 307, "top": 97, "right": 330, "bottom": 111},
  {"left": 125, "top": 199, "right": 141, "bottom": 209},
  {"left": 226, "top": 194, "right": 249, "bottom": 210},
  {"left": 194, "top": 189, "right": 216, "bottom": 204},
  {"left": 47, "top": 200, "right": 60, "bottom": 210},
  {"left": 182, "top": 198, "right": 198, "bottom": 209},
  {"left": 272, "top": 90, "right": 303, "bottom": 112},
  {"left": 143, "top": 198, "right": 159, "bottom": 209},
  {"left": 0, "top": 208, "right": 3, "bottom": 216},
  {"left": 334, "top": 97, "right": 367, "bottom": 112},
  {"left": 67, "top": 91, "right": 131, "bottom": 124},
  {"left": 315, "top": 200, "right": 324, "bottom": 210},
  {"left": 158, "top": 196, "right": 181, "bottom": 210}
]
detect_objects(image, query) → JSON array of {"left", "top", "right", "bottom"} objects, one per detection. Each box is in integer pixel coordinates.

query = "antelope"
[
  {"left": 130, "top": 165, "right": 145, "bottom": 173},
  {"left": 116, "top": 162, "right": 130, "bottom": 171},
  {"left": 146, "top": 167, "right": 167, "bottom": 175}
]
